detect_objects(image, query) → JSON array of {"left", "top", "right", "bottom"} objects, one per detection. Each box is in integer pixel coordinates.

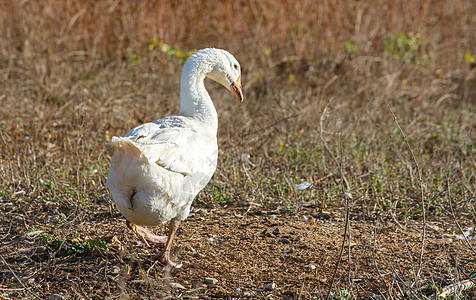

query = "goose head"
[{"left": 205, "top": 49, "right": 244, "bottom": 102}]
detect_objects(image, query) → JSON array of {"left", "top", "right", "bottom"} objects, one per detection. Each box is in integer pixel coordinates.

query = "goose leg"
[
  {"left": 158, "top": 218, "right": 183, "bottom": 268},
  {"left": 126, "top": 220, "right": 168, "bottom": 246}
]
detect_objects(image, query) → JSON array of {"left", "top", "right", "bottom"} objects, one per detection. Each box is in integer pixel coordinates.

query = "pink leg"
[
  {"left": 126, "top": 220, "right": 168, "bottom": 246},
  {"left": 158, "top": 218, "right": 182, "bottom": 268}
]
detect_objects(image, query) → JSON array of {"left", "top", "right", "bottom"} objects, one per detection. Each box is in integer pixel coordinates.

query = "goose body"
[
  {"left": 106, "top": 48, "right": 243, "bottom": 268},
  {"left": 106, "top": 116, "right": 218, "bottom": 225}
]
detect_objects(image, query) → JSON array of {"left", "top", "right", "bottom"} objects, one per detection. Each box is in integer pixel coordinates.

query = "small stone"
[
  {"left": 204, "top": 277, "right": 218, "bottom": 285},
  {"left": 294, "top": 181, "right": 312, "bottom": 190},
  {"left": 169, "top": 282, "right": 186, "bottom": 289},
  {"left": 264, "top": 283, "right": 276, "bottom": 291},
  {"left": 282, "top": 248, "right": 295, "bottom": 253},
  {"left": 303, "top": 264, "right": 316, "bottom": 270},
  {"left": 24, "top": 230, "right": 44, "bottom": 238},
  {"left": 50, "top": 294, "right": 64, "bottom": 300},
  {"left": 110, "top": 266, "right": 121, "bottom": 275},
  {"left": 313, "top": 213, "right": 331, "bottom": 220}
]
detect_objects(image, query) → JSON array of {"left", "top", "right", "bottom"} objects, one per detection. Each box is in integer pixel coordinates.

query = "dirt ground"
[{"left": 1, "top": 193, "right": 475, "bottom": 299}]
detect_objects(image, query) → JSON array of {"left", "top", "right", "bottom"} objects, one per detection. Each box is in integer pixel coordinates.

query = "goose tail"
[{"left": 105, "top": 137, "right": 147, "bottom": 162}]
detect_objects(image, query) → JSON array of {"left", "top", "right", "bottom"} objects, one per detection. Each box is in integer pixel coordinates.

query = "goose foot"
[
  {"left": 126, "top": 220, "right": 168, "bottom": 246},
  {"left": 158, "top": 250, "right": 183, "bottom": 269},
  {"left": 158, "top": 218, "right": 182, "bottom": 268}
]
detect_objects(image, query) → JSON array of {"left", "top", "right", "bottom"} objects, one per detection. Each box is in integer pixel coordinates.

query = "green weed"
[
  {"left": 148, "top": 40, "right": 196, "bottom": 65},
  {"left": 345, "top": 40, "right": 359, "bottom": 56},
  {"left": 38, "top": 233, "right": 108, "bottom": 257},
  {"left": 464, "top": 53, "right": 475, "bottom": 64},
  {"left": 385, "top": 31, "right": 429, "bottom": 65},
  {"left": 209, "top": 185, "right": 231, "bottom": 206}
]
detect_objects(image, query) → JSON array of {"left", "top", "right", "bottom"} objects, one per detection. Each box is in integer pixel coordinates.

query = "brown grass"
[{"left": 0, "top": 0, "right": 475, "bottom": 299}]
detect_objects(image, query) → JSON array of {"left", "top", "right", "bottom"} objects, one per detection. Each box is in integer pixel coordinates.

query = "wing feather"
[{"left": 123, "top": 117, "right": 217, "bottom": 176}]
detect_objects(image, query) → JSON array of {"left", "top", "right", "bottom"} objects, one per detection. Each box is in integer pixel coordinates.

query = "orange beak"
[{"left": 230, "top": 75, "right": 243, "bottom": 102}]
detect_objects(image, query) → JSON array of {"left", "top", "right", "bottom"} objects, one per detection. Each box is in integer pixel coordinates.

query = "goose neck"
[{"left": 179, "top": 58, "right": 218, "bottom": 130}]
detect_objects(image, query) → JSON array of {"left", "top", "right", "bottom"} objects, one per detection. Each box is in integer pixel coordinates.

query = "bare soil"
[{"left": 1, "top": 193, "right": 474, "bottom": 299}]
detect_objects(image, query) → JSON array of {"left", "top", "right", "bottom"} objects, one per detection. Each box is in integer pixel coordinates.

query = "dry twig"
[
  {"left": 320, "top": 100, "right": 353, "bottom": 299},
  {"left": 384, "top": 100, "right": 426, "bottom": 288},
  {"left": 0, "top": 254, "right": 42, "bottom": 299}
]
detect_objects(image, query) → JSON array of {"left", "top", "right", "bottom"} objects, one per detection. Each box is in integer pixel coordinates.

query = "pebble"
[
  {"left": 169, "top": 282, "right": 186, "bottom": 289},
  {"left": 50, "top": 294, "right": 65, "bottom": 300},
  {"left": 294, "top": 181, "right": 312, "bottom": 190},
  {"left": 110, "top": 266, "right": 121, "bottom": 275},
  {"left": 303, "top": 264, "right": 316, "bottom": 270},
  {"left": 205, "top": 277, "right": 218, "bottom": 285},
  {"left": 24, "top": 230, "right": 44, "bottom": 238},
  {"left": 264, "top": 283, "right": 276, "bottom": 291},
  {"left": 282, "top": 248, "right": 295, "bottom": 253}
]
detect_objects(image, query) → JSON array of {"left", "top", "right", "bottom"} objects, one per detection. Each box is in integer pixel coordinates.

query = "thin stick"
[
  {"left": 319, "top": 101, "right": 349, "bottom": 190},
  {"left": 325, "top": 196, "right": 350, "bottom": 300},
  {"left": 384, "top": 100, "right": 426, "bottom": 288},
  {"left": 0, "top": 254, "right": 42, "bottom": 299},
  {"left": 320, "top": 101, "right": 352, "bottom": 299},
  {"left": 339, "top": 139, "right": 353, "bottom": 292},
  {"left": 446, "top": 171, "right": 476, "bottom": 255}
]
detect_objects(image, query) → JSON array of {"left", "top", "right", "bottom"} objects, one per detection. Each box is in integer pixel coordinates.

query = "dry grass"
[{"left": 0, "top": 1, "right": 475, "bottom": 299}]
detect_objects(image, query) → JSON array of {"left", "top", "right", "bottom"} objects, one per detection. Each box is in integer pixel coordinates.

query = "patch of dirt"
[{"left": 1, "top": 195, "right": 475, "bottom": 299}]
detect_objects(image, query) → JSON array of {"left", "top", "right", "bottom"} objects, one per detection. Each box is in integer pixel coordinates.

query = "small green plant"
[
  {"left": 385, "top": 31, "right": 429, "bottom": 65},
  {"left": 38, "top": 233, "right": 108, "bottom": 257},
  {"left": 209, "top": 185, "right": 230, "bottom": 205},
  {"left": 125, "top": 53, "right": 139, "bottom": 65},
  {"left": 464, "top": 53, "right": 475, "bottom": 64},
  {"left": 329, "top": 288, "right": 352, "bottom": 299},
  {"left": 38, "top": 233, "right": 52, "bottom": 244},
  {"left": 293, "top": 23, "right": 301, "bottom": 37},
  {"left": 54, "top": 213, "right": 66, "bottom": 224},
  {"left": 79, "top": 198, "right": 94, "bottom": 211},
  {"left": 465, "top": 53, "right": 476, "bottom": 68},
  {"left": 345, "top": 40, "right": 358, "bottom": 56},
  {"left": 148, "top": 39, "right": 195, "bottom": 64},
  {"left": 39, "top": 178, "right": 55, "bottom": 189}
]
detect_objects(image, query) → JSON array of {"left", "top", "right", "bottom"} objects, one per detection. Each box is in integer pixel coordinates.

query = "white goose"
[{"left": 106, "top": 48, "right": 243, "bottom": 268}]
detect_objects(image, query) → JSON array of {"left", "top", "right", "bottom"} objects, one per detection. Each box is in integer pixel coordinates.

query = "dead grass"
[{"left": 0, "top": 0, "right": 475, "bottom": 299}]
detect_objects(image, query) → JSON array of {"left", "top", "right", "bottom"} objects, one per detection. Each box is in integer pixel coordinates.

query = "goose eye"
[{"left": 233, "top": 64, "right": 238, "bottom": 70}]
